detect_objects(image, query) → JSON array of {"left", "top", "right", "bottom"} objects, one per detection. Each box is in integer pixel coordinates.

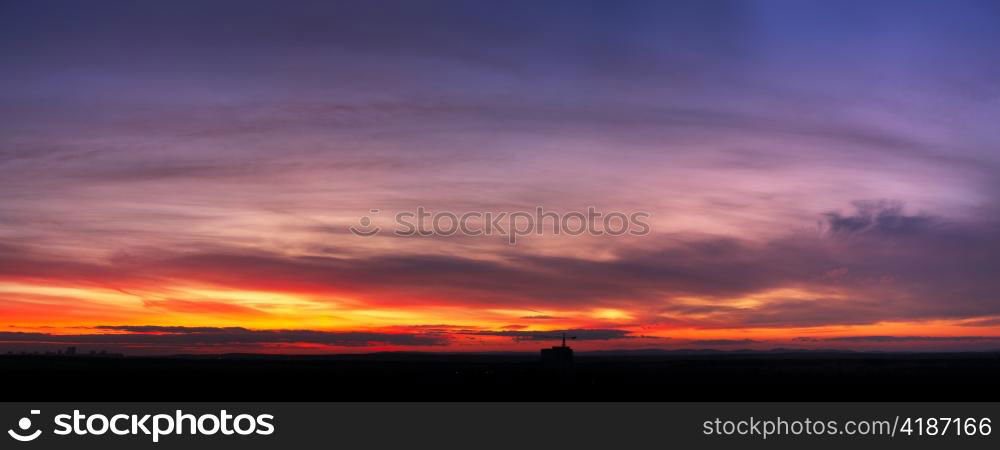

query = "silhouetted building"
[
  {"left": 65, "top": 346, "right": 77, "bottom": 356},
  {"left": 540, "top": 333, "right": 574, "bottom": 366}
]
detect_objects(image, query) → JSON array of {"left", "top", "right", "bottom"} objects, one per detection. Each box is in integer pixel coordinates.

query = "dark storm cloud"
[
  {"left": 0, "top": 327, "right": 448, "bottom": 347},
  {"left": 822, "top": 200, "right": 936, "bottom": 236},
  {"left": 464, "top": 329, "right": 638, "bottom": 342},
  {"left": 94, "top": 326, "right": 245, "bottom": 333}
]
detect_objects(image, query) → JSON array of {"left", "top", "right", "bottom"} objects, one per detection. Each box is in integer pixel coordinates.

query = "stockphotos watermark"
[
  {"left": 7, "top": 409, "right": 274, "bottom": 443},
  {"left": 350, "top": 206, "right": 651, "bottom": 244}
]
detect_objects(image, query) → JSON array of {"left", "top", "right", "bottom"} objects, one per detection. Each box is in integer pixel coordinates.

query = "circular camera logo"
[
  {"left": 8, "top": 410, "right": 42, "bottom": 442},
  {"left": 350, "top": 209, "right": 381, "bottom": 237}
]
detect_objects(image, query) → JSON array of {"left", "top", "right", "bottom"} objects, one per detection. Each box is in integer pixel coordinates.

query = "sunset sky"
[{"left": 2, "top": 0, "right": 1000, "bottom": 354}]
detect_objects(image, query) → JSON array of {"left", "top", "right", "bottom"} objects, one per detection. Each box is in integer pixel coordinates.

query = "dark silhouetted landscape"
[{"left": 4, "top": 351, "right": 999, "bottom": 401}]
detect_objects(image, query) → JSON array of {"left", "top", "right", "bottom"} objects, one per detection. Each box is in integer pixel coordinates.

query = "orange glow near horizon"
[{"left": 3, "top": 278, "right": 998, "bottom": 355}]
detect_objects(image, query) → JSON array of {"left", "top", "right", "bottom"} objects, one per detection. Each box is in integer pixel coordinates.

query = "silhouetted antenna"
[{"left": 541, "top": 332, "right": 576, "bottom": 365}]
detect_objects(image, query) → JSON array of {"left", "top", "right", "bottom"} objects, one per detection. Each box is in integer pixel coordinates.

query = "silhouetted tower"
[{"left": 540, "top": 332, "right": 574, "bottom": 366}]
